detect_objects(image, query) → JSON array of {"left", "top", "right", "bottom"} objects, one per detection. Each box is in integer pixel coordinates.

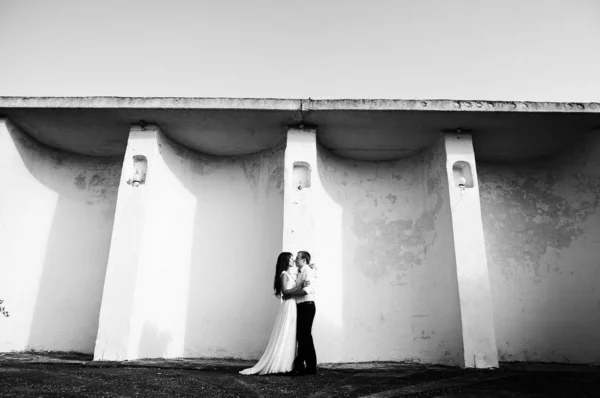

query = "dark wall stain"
[{"left": 74, "top": 173, "right": 87, "bottom": 190}]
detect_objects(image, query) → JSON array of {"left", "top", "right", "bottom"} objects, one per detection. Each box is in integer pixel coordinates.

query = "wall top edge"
[{"left": 0, "top": 96, "right": 599, "bottom": 113}]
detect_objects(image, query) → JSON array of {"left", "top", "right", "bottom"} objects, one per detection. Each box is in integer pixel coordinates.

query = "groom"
[{"left": 285, "top": 251, "right": 317, "bottom": 376}]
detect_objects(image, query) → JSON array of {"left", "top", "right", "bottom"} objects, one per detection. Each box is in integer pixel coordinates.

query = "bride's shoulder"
[{"left": 281, "top": 270, "right": 297, "bottom": 281}]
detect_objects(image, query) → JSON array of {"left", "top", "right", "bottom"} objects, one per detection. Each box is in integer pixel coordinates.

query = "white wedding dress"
[{"left": 239, "top": 270, "right": 297, "bottom": 375}]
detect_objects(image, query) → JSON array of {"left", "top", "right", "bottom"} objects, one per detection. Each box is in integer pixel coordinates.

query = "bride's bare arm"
[
  {"left": 281, "top": 274, "right": 310, "bottom": 299},
  {"left": 281, "top": 274, "right": 302, "bottom": 295}
]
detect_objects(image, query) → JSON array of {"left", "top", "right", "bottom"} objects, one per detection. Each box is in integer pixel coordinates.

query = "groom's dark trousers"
[{"left": 295, "top": 301, "right": 317, "bottom": 372}]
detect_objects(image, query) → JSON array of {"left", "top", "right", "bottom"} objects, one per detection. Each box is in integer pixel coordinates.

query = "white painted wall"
[
  {"left": 479, "top": 130, "right": 600, "bottom": 363},
  {"left": 95, "top": 126, "right": 284, "bottom": 360},
  {"left": 0, "top": 119, "right": 120, "bottom": 353},
  {"left": 300, "top": 139, "right": 463, "bottom": 365},
  {"left": 96, "top": 127, "right": 463, "bottom": 364}
]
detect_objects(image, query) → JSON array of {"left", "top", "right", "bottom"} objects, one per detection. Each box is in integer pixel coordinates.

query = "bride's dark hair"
[{"left": 273, "top": 252, "right": 293, "bottom": 298}]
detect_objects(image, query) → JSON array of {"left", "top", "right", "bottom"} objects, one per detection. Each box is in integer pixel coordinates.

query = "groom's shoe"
[
  {"left": 289, "top": 367, "right": 305, "bottom": 377},
  {"left": 293, "top": 368, "right": 317, "bottom": 377}
]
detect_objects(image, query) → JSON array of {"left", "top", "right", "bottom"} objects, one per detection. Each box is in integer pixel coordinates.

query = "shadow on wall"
[
  {"left": 6, "top": 121, "right": 122, "bottom": 353},
  {"left": 314, "top": 140, "right": 463, "bottom": 365},
  {"left": 478, "top": 129, "right": 600, "bottom": 363},
  {"left": 134, "top": 132, "right": 285, "bottom": 359}
]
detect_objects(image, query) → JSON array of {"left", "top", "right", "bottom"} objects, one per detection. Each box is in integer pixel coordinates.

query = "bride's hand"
[{"left": 303, "top": 280, "right": 311, "bottom": 287}]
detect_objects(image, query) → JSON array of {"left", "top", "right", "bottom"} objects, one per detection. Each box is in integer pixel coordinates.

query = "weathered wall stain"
[
  {"left": 352, "top": 217, "right": 424, "bottom": 279},
  {"left": 74, "top": 173, "right": 87, "bottom": 190},
  {"left": 318, "top": 150, "right": 428, "bottom": 281},
  {"left": 267, "top": 144, "right": 285, "bottom": 194},
  {"left": 71, "top": 166, "right": 121, "bottom": 202},
  {"left": 481, "top": 166, "right": 600, "bottom": 280},
  {"left": 481, "top": 148, "right": 600, "bottom": 280}
]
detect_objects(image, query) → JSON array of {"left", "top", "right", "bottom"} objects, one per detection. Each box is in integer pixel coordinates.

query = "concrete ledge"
[
  {"left": 303, "top": 98, "right": 600, "bottom": 113},
  {"left": 1, "top": 96, "right": 599, "bottom": 113},
  {"left": 2, "top": 96, "right": 599, "bottom": 162},
  {"left": 0, "top": 97, "right": 303, "bottom": 111}
]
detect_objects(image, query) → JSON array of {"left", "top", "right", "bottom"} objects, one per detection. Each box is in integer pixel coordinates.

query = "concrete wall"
[
  {"left": 94, "top": 126, "right": 284, "bottom": 360},
  {"left": 0, "top": 119, "right": 121, "bottom": 353},
  {"left": 479, "top": 130, "right": 600, "bottom": 363},
  {"left": 8, "top": 109, "right": 596, "bottom": 365},
  {"left": 311, "top": 140, "right": 463, "bottom": 365}
]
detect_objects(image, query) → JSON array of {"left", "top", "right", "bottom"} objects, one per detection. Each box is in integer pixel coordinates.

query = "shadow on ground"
[{"left": 1, "top": 352, "right": 599, "bottom": 397}]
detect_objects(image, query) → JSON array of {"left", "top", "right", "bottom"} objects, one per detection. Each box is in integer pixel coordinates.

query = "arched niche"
[
  {"left": 129, "top": 155, "right": 148, "bottom": 187},
  {"left": 293, "top": 161, "right": 311, "bottom": 190},
  {"left": 452, "top": 160, "right": 474, "bottom": 189}
]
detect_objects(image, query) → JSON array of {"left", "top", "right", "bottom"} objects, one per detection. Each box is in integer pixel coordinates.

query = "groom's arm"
[
  {"left": 282, "top": 275, "right": 311, "bottom": 300},
  {"left": 281, "top": 273, "right": 308, "bottom": 300},
  {"left": 281, "top": 275, "right": 304, "bottom": 296},
  {"left": 284, "top": 268, "right": 315, "bottom": 299},
  {"left": 284, "top": 288, "right": 308, "bottom": 298}
]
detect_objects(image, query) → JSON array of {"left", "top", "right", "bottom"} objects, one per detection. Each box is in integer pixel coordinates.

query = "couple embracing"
[{"left": 240, "top": 251, "right": 318, "bottom": 376}]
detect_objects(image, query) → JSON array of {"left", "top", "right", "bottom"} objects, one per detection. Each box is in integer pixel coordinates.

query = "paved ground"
[{"left": 0, "top": 352, "right": 599, "bottom": 397}]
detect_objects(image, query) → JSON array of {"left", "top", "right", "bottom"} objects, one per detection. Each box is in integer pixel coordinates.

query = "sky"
[{"left": 1, "top": 0, "right": 599, "bottom": 101}]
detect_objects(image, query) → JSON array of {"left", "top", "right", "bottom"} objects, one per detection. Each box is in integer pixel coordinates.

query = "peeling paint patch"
[{"left": 74, "top": 173, "right": 86, "bottom": 190}]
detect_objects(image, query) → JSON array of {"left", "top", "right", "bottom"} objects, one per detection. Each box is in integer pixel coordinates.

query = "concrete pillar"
[
  {"left": 94, "top": 124, "right": 160, "bottom": 361},
  {"left": 282, "top": 127, "right": 318, "bottom": 255},
  {"left": 444, "top": 133, "right": 499, "bottom": 368}
]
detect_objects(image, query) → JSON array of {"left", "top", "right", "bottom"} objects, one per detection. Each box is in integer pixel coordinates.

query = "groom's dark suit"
[{"left": 294, "top": 265, "right": 317, "bottom": 374}]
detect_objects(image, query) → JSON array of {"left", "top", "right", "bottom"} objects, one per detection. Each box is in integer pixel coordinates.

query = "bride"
[{"left": 239, "top": 252, "right": 309, "bottom": 375}]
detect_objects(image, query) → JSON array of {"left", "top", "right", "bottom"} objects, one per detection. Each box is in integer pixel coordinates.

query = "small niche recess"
[
  {"left": 452, "top": 161, "right": 474, "bottom": 189},
  {"left": 293, "top": 162, "right": 311, "bottom": 190},
  {"left": 129, "top": 155, "right": 148, "bottom": 187}
]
